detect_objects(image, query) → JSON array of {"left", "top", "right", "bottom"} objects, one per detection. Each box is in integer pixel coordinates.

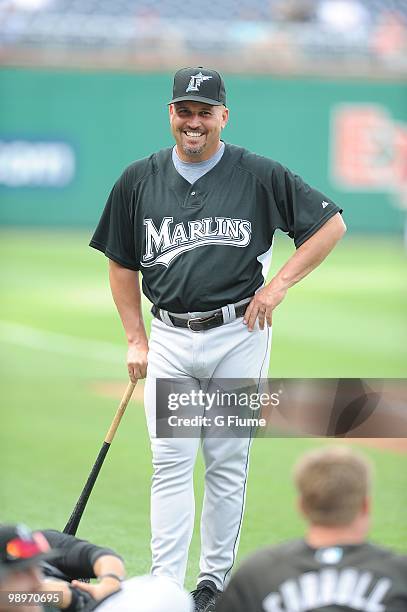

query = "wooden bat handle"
[{"left": 104, "top": 380, "right": 136, "bottom": 443}]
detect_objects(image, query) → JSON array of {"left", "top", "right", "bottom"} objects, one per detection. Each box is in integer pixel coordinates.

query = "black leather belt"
[{"left": 151, "top": 302, "right": 249, "bottom": 332}]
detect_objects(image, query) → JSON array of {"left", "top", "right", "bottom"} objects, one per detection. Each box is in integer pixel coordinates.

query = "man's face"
[
  {"left": 0, "top": 566, "right": 42, "bottom": 612},
  {"left": 169, "top": 101, "right": 229, "bottom": 162}
]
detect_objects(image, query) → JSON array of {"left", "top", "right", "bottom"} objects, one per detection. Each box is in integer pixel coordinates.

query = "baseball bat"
[{"left": 63, "top": 380, "right": 136, "bottom": 535}]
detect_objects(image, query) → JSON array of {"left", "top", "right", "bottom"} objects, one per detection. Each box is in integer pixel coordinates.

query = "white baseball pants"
[{"left": 144, "top": 312, "right": 272, "bottom": 590}]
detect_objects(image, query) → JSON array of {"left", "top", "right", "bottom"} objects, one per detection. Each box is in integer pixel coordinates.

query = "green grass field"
[{"left": 0, "top": 229, "right": 406, "bottom": 587}]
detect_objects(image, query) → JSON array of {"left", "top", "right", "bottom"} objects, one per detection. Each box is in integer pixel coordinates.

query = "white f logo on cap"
[{"left": 186, "top": 72, "right": 212, "bottom": 93}]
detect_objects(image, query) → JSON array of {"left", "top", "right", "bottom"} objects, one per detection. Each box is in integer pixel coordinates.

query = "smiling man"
[
  {"left": 90, "top": 66, "right": 346, "bottom": 612},
  {"left": 170, "top": 100, "right": 228, "bottom": 160}
]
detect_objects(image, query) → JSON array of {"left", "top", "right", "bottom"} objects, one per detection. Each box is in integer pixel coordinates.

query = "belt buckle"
[
  {"left": 187, "top": 314, "right": 218, "bottom": 332},
  {"left": 187, "top": 316, "right": 206, "bottom": 332}
]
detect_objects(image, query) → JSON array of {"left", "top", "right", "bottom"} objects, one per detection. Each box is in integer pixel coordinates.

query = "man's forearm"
[
  {"left": 244, "top": 213, "right": 346, "bottom": 330},
  {"left": 69, "top": 555, "right": 125, "bottom": 604},
  {"left": 91, "top": 554, "right": 125, "bottom": 598},
  {"left": 270, "top": 212, "right": 346, "bottom": 292},
  {"left": 109, "top": 260, "right": 148, "bottom": 380},
  {"left": 93, "top": 553, "right": 125, "bottom": 581},
  {"left": 108, "top": 260, "right": 147, "bottom": 345}
]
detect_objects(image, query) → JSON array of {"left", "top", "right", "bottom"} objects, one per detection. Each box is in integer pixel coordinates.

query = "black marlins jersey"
[
  {"left": 216, "top": 540, "right": 407, "bottom": 612},
  {"left": 90, "top": 144, "right": 341, "bottom": 313}
]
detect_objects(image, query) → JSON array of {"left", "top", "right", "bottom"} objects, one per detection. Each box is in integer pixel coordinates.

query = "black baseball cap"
[
  {"left": 169, "top": 67, "right": 226, "bottom": 106},
  {"left": 0, "top": 524, "right": 59, "bottom": 578}
]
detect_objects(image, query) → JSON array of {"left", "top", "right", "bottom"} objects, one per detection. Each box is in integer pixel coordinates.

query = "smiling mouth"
[{"left": 184, "top": 131, "right": 204, "bottom": 139}]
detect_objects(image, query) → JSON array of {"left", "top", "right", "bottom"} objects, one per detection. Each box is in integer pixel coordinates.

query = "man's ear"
[
  {"left": 169, "top": 104, "right": 174, "bottom": 120},
  {"left": 361, "top": 495, "right": 370, "bottom": 516},
  {"left": 221, "top": 106, "right": 229, "bottom": 129}
]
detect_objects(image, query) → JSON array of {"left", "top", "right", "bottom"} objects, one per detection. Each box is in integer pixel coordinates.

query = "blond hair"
[{"left": 294, "top": 446, "right": 372, "bottom": 526}]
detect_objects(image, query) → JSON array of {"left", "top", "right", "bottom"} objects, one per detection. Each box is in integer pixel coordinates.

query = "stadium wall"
[{"left": 0, "top": 68, "right": 405, "bottom": 233}]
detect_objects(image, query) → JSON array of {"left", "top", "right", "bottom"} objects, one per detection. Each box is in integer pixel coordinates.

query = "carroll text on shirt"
[
  {"left": 262, "top": 568, "right": 391, "bottom": 612},
  {"left": 142, "top": 216, "right": 252, "bottom": 268}
]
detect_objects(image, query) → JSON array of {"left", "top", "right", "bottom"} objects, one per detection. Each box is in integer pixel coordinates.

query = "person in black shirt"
[
  {"left": 0, "top": 525, "right": 192, "bottom": 611},
  {"left": 90, "top": 66, "right": 346, "bottom": 612},
  {"left": 216, "top": 446, "right": 407, "bottom": 612},
  {"left": 0, "top": 525, "right": 124, "bottom": 611}
]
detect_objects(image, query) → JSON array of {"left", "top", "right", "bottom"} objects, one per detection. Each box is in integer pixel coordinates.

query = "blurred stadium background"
[{"left": 1, "top": 0, "right": 406, "bottom": 587}]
